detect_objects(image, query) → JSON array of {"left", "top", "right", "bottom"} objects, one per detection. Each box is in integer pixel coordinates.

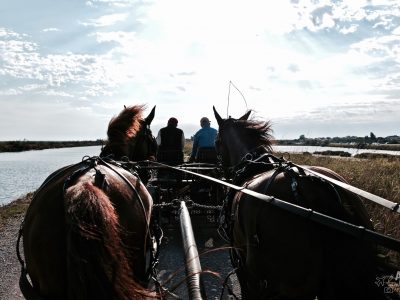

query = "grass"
[
  {"left": 0, "top": 193, "right": 33, "bottom": 231},
  {"left": 283, "top": 153, "right": 400, "bottom": 264}
]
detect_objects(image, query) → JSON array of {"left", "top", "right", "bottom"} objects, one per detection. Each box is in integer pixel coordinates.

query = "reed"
[{"left": 284, "top": 153, "right": 400, "bottom": 264}]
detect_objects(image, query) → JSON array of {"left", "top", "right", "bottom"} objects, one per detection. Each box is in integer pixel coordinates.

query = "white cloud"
[
  {"left": 86, "top": 0, "right": 138, "bottom": 8},
  {"left": 1, "top": 0, "right": 400, "bottom": 140},
  {"left": 393, "top": 26, "right": 400, "bottom": 35},
  {"left": 43, "top": 90, "right": 74, "bottom": 97},
  {"left": 42, "top": 28, "right": 60, "bottom": 32},
  {"left": 0, "top": 27, "right": 23, "bottom": 38},
  {"left": 339, "top": 24, "right": 359, "bottom": 34},
  {"left": 0, "top": 88, "right": 21, "bottom": 96},
  {"left": 81, "top": 13, "right": 129, "bottom": 27},
  {"left": 0, "top": 29, "right": 127, "bottom": 98}
]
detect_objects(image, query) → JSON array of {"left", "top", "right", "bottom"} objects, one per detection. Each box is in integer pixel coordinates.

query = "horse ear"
[
  {"left": 145, "top": 105, "right": 156, "bottom": 125},
  {"left": 213, "top": 106, "right": 223, "bottom": 126},
  {"left": 239, "top": 110, "right": 251, "bottom": 121}
]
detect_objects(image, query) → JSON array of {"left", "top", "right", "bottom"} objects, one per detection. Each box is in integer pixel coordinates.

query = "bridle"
[{"left": 128, "top": 121, "right": 157, "bottom": 161}]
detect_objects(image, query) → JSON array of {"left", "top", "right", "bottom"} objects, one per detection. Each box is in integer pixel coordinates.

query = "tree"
[{"left": 370, "top": 132, "right": 377, "bottom": 142}]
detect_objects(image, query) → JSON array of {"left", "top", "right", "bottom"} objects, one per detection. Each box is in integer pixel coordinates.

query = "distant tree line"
[
  {"left": 278, "top": 132, "right": 400, "bottom": 147},
  {"left": 0, "top": 140, "right": 104, "bottom": 152}
]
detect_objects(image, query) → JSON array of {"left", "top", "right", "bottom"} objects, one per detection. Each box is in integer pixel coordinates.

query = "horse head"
[
  {"left": 101, "top": 105, "right": 157, "bottom": 161},
  {"left": 213, "top": 106, "right": 273, "bottom": 171}
]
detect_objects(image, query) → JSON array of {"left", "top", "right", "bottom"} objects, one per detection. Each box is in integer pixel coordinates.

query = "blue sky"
[{"left": 1, "top": 0, "right": 399, "bottom": 140}]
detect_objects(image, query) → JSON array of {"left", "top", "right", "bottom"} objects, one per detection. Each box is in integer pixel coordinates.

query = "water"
[
  {"left": 1, "top": 145, "right": 399, "bottom": 206},
  {"left": 273, "top": 145, "right": 400, "bottom": 156},
  {"left": 0, "top": 146, "right": 101, "bottom": 206}
]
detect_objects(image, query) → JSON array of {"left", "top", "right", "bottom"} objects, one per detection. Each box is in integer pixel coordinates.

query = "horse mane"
[
  {"left": 102, "top": 105, "right": 144, "bottom": 158},
  {"left": 232, "top": 116, "right": 274, "bottom": 152},
  {"left": 108, "top": 105, "right": 144, "bottom": 141}
]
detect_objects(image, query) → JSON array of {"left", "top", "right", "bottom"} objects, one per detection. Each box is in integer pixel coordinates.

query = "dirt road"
[
  {"left": 0, "top": 215, "right": 24, "bottom": 300},
  {"left": 0, "top": 215, "right": 239, "bottom": 300}
]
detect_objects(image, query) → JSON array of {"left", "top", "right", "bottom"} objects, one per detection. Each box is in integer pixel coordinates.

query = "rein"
[
  {"left": 17, "top": 156, "right": 159, "bottom": 300},
  {"left": 147, "top": 159, "right": 400, "bottom": 252},
  {"left": 228, "top": 148, "right": 400, "bottom": 213}
]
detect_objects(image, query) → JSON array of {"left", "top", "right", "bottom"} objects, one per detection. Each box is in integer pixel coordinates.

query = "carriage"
[
  {"left": 17, "top": 105, "right": 400, "bottom": 300},
  {"left": 145, "top": 150, "right": 225, "bottom": 226}
]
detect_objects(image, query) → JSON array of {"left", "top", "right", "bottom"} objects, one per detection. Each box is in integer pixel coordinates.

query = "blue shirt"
[{"left": 191, "top": 125, "right": 218, "bottom": 158}]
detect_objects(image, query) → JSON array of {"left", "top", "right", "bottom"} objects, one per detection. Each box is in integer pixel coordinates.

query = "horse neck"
[
  {"left": 100, "top": 141, "right": 130, "bottom": 160},
  {"left": 225, "top": 126, "right": 255, "bottom": 166}
]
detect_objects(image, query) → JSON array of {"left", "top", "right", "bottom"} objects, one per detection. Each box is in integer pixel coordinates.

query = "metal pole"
[{"left": 179, "top": 201, "right": 204, "bottom": 300}]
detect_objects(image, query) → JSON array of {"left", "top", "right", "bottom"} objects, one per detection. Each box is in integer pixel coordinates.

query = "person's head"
[
  {"left": 167, "top": 117, "right": 178, "bottom": 127},
  {"left": 200, "top": 117, "right": 210, "bottom": 128}
]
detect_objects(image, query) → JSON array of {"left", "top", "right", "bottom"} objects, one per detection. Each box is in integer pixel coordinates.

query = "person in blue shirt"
[{"left": 189, "top": 117, "right": 218, "bottom": 163}]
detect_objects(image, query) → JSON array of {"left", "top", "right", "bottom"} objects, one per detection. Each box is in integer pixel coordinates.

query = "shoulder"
[{"left": 195, "top": 128, "right": 204, "bottom": 134}]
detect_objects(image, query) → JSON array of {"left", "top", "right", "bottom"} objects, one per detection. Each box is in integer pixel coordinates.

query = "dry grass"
[
  {"left": 183, "top": 140, "right": 193, "bottom": 157},
  {"left": 284, "top": 153, "right": 400, "bottom": 264},
  {"left": 0, "top": 193, "right": 33, "bottom": 231}
]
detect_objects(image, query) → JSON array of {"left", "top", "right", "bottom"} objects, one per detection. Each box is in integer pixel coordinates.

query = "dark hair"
[{"left": 168, "top": 117, "right": 178, "bottom": 126}]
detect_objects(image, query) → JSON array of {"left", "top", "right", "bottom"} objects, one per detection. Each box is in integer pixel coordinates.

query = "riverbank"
[
  {"left": 0, "top": 193, "right": 32, "bottom": 231},
  {"left": 0, "top": 194, "right": 32, "bottom": 300},
  {"left": 0, "top": 140, "right": 103, "bottom": 153}
]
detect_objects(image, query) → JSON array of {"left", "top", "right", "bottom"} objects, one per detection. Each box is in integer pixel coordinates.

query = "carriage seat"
[
  {"left": 157, "top": 149, "right": 184, "bottom": 165},
  {"left": 195, "top": 147, "right": 218, "bottom": 164}
]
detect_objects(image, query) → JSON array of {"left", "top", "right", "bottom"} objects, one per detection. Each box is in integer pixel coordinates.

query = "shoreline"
[
  {"left": 0, "top": 193, "right": 32, "bottom": 231},
  {"left": 0, "top": 141, "right": 103, "bottom": 153},
  {"left": 1, "top": 140, "right": 400, "bottom": 153}
]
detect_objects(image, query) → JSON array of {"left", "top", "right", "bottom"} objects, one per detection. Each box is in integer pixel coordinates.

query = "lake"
[
  {"left": 0, "top": 146, "right": 101, "bottom": 206},
  {"left": 1, "top": 145, "right": 399, "bottom": 206}
]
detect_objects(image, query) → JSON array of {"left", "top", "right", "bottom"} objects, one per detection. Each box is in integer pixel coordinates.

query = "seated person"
[
  {"left": 189, "top": 117, "right": 218, "bottom": 163},
  {"left": 155, "top": 117, "right": 185, "bottom": 182},
  {"left": 156, "top": 117, "right": 185, "bottom": 165}
]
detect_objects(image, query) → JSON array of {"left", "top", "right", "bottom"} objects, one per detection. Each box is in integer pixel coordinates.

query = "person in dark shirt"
[{"left": 156, "top": 117, "right": 185, "bottom": 165}]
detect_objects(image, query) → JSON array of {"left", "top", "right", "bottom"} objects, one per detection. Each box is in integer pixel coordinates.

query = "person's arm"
[
  {"left": 156, "top": 130, "right": 162, "bottom": 146},
  {"left": 181, "top": 132, "right": 185, "bottom": 149},
  {"left": 190, "top": 133, "right": 199, "bottom": 160}
]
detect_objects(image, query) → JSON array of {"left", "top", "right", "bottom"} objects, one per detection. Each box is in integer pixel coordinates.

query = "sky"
[{"left": 0, "top": 0, "right": 399, "bottom": 140}]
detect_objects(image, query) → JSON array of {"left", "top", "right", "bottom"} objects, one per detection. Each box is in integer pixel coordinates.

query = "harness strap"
[
  {"left": 304, "top": 167, "right": 400, "bottom": 213},
  {"left": 262, "top": 166, "right": 283, "bottom": 195},
  {"left": 18, "top": 156, "right": 159, "bottom": 300},
  {"left": 148, "top": 160, "right": 400, "bottom": 252},
  {"left": 17, "top": 224, "right": 48, "bottom": 300}
]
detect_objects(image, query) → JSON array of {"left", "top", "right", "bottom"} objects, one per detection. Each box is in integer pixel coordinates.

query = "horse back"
[
  {"left": 232, "top": 165, "right": 382, "bottom": 298},
  {"left": 22, "top": 162, "right": 153, "bottom": 299}
]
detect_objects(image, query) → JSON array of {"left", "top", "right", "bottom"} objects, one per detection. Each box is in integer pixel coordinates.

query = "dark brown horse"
[
  {"left": 213, "top": 107, "right": 393, "bottom": 300},
  {"left": 21, "top": 105, "right": 158, "bottom": 300}
]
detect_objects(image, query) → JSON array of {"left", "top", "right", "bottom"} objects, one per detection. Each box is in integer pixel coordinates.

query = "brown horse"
[
  {"left": 20, "top": 105, "right": 158, "bottom": 300},
  {"left": 213, "top": 107, "right": 394, "bottom": 300}
]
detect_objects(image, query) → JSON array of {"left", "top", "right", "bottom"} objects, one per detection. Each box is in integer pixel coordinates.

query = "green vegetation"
[
  {"left": 0, "top": 140, "right": 103, "bottom": 153},
  {"left": 278, "top": 132, "right": 400, "bottom": 151},
  {"left": 313, "top": 150, "right": 352, "bottom": 157}
]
